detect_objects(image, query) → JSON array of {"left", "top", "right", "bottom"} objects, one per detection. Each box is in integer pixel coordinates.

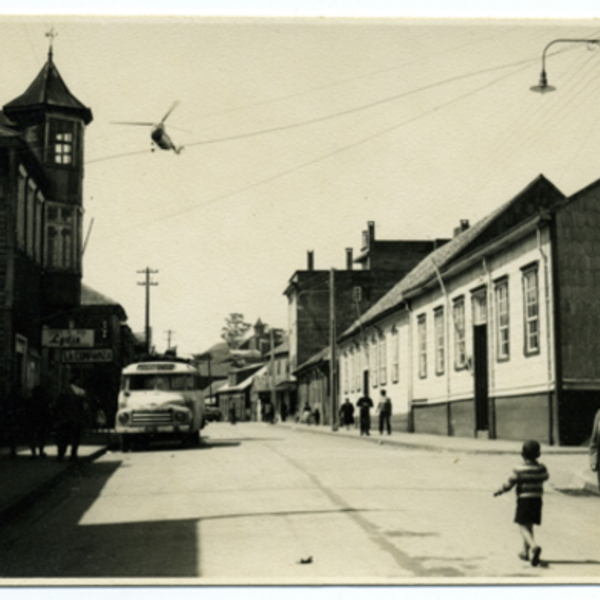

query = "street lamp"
[{"left": 531, "top": 38, "right": 600, "bottom": 93}]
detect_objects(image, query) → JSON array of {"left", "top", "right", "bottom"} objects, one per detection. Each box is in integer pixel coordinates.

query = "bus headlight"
[
  {"left": 174, "top": 411, "right": 188, "bottom": 424},
  {"left": 118, "top": 412, "right": 130, "bottom": 425}
]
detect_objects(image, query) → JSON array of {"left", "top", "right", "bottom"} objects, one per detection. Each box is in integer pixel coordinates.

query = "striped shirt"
[{"left": 499, "top": 461, "right": 549, "bottom": 498}]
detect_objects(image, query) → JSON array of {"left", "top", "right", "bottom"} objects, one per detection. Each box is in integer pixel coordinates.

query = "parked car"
[{"left": 204, "top": 404, "right": 222, "bottom": 422}]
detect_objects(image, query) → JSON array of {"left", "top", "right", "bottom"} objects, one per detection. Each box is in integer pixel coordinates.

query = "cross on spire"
[{"left": 45, "top": 27, "right": 58, "bottom": 59}]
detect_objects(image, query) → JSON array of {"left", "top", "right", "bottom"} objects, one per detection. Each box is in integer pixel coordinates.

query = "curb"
[
  {"left": 0, "top": 446, "right": 108, "bottom": 527},
  {"left": 281, "top": 423, "right": 529, "bottom": 455}
]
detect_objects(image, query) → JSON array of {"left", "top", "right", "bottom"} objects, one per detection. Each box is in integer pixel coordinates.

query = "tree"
[{"left": 221, "top": 313, "right": 251, "bottom": 349}]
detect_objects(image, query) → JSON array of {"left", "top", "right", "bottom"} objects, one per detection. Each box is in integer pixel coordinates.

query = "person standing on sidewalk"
[
  {"left": 493, "top": 439, "right": 549, "bottom": 567},
  {"left": 356, "top": 393, "right": 374, "bottom": 436},
  {"left": 339, "top": 398, "right": 355, "bottom": 430},
  {"left": 376, "top": 390, "right": 392, "bottom": 435},
  {"left": 590, "top": 408, "right": 600, "bottom": 492},
  {"left": 55, "top": 378, "right": 87, "bottom": 462}
]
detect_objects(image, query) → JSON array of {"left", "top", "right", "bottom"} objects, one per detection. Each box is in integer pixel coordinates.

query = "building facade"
[
  {"left": 0, "top": 47, "right": 93, "bottom": 433},
  {"left": 286, "top": 222, "right": 444, "bottom": 423},
  {"left": 338, "top": 174, "right": 600, "bottom": 445}
]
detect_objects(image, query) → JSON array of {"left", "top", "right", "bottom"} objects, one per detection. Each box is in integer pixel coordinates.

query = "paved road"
[{"left": 0, "top": 422, "right": 598, "bottom": 582}]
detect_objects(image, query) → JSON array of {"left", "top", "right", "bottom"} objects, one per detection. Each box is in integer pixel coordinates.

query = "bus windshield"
[{"left": 125, "top": 374, "right": 194, "bottom": 391}]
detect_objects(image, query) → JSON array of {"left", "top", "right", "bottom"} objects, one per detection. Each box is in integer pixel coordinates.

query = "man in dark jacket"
[{"left": 356, "top": 393, "right": 374, "bottom": 436}]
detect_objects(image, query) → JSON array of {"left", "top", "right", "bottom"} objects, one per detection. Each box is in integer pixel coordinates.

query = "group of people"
[
  {"left": 339, "top": 389, "right": 392, "bottom": 436},
  {"left": 2, "top": 378, "right": 90, "bottom": 462}
]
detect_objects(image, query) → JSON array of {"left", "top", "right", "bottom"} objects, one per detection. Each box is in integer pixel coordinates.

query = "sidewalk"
[
  {"left": 277, "top": 420, "right": 599, "bottom": 495},
  {"left": 0, "top": 432, "right": 109, "bottom": 526}
]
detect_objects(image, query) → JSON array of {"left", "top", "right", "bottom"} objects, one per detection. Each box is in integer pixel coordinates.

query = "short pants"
[{"left": 514, "top": 497, "right": 542, "bottom": 525}]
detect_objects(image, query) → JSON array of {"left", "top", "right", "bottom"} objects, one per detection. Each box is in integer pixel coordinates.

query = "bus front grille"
[{"left": 131, "top": 410, "right": 173, "bottom": 425}]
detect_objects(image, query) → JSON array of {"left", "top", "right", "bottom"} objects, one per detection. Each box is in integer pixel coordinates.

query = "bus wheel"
[{"left": 120, "top": 434, "right": 131, "bottom": 452}]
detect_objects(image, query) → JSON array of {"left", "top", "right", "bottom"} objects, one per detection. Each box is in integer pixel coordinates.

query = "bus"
[{"left": 115, "top": 359, "right": 205, "bottom": 450}]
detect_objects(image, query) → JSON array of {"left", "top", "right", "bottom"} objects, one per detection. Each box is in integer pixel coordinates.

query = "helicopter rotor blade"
[
  {"left": 111, "top": 121, "right": 156, "bottom": 126},
  {"left": 159, "top": 101, "right": 180, "bottom": 125}
]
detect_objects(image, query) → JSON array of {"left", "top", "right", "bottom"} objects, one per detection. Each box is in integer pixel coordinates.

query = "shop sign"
[
  {"left": 62, "top": 349, "right": 113, "bottom": 363},
  {"left": 42, "top": 329, "right": 95, "bottom": 347}
]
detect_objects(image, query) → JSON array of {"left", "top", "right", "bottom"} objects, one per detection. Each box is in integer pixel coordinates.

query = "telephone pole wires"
[{"left": 137, "top": 267, "right": 158, "bottom": 354}]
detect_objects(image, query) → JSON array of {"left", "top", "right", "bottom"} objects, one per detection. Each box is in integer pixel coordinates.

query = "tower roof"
[{"left": 3, "top": 53, "right": 92, "bottom": 125}]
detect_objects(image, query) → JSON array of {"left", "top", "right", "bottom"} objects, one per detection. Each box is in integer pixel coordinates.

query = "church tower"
[{"left": 3, "top": 35, "right": 93, "bottom": 314}]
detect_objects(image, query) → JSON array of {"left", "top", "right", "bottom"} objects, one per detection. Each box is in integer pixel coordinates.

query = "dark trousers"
[
  {"left": 360, "top": 412, "right": 370, "bottom": 435},
  {"left": 56, "top": 422, "right": 82, "bottom": 459},
  {"left": 379, "top": 412, "right": 391, "bottom": 435}
]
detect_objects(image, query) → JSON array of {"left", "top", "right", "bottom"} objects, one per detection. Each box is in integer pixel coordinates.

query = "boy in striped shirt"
[{"left": 494, "top": 439, "right": 549, "bottom": 566}]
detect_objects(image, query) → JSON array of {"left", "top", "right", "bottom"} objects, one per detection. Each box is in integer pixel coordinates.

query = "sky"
[{"left": 2, "top": 7, "right": 600, "bottom": 360}]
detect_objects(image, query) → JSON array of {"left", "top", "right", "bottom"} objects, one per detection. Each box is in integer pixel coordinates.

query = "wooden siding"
[
  {"left": 449, "top": 399, "right": 475, "bottom": 438},
  {"left": 413, "top": 403, "right": 448, "bottom": 436},
  {"left": 493, "top": 393, "right": 551, "bottom": 443},
  {"left": 555, "top": 185, "right": 600, "bottom": 383}
]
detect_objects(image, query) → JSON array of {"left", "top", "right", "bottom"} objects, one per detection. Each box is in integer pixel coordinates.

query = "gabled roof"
[
  {"left": 3, "top": 53, "right": 92, "bottom": 124},
  {"left": 340, "top": 175, "right": 565, "bottom": 340},
  {"left": 80, "top": 283, "right": 127, "bottom": 320},
  {"left": 217, "top": 365, "right": 267, "bottom": 394}
]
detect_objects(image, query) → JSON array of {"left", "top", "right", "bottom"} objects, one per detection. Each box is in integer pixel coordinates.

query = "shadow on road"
[{"left": 0, "top": 460, "right": 202, "bottom": 578}]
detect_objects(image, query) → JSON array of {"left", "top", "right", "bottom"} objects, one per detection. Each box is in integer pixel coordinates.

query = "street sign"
[
  {"left": 62, "top": 349, "right": 113, "bottom": 363},
  {"left": 42, "top": 329, "right": 95, "bottom": 347}
]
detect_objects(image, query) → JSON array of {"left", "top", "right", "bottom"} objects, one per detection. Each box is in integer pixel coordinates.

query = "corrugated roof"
[
  {"left": 3, "top": 54, "right": 92, "bottom": 124},
  {"left": 340, "top": 175, "right": 563, "bottom": 340}
]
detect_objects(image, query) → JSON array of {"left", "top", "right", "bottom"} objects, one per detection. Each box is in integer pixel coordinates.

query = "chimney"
[
  {"left": 307, "top": 250, "right": 314, "bottom": 271},
  {"left": 453, "top": 220, "right": 470, "bottom": 237},
  {"left": 368, "top": 221, "right": 375, "bottom": 243},
  {"left": 346, "top": 248, "right": 353, "bottom": 270}
]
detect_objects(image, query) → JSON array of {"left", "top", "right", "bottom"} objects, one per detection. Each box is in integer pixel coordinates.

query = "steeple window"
[{"left": 49, "top": 119, "right": 78, "bottom": 166}]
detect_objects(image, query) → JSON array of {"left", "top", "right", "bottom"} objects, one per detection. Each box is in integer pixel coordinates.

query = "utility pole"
[
  {"left": 270, "top": 327, "right": 276, "bottom": 417},
  {"left": 329, "top": 268, "right": 339, "bottom": 431},
  {"left": 165, "top": 329, "right": 175, "bottom": 350},
  {"left": 137, "top": 267, "right": 158, "bottom": 354}
]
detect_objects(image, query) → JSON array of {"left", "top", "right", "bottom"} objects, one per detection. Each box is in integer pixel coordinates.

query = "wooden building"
[
  {"left": 0, "top": 45, "right": 92, "bottom": 430},
  {"left": 338, "top": 174, "right": 600, "bottom": 446}
]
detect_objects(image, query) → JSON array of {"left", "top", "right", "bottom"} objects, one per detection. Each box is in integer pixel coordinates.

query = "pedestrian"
[
  {"left": 312, "top": 406, "right": 320, "bottom": 426},
  {"left": 590, "top": 408, "right": 600, "bottom": 492},
  {"left": 356, "top": 393, "right": 374, "bottom": 436},
  {"left": 280, "top": 402, "right": 288, "bottom": 422},
  {"left": 264, "top": 401, "right": 274, "bottom": 424},
  {"left": 493, "top": 439, "right": 549, "bottom": 566},
  {"left": 376, "top": 389, "right": 392, "bottom": 435},
  {"left": 55, "top": 378, "right": 87, "bottom": 462},
  {"left": 229, "top": 402, "right": 237, "bottom": 425},
  {"left": 339, "top": 398, "right": 355, "bottom": 430},
  {"left": 27, "top": 384, "right": 50, "bottom": 458},
  {"left": 302, "top": 403, "right": 312, "bottom": 425}
]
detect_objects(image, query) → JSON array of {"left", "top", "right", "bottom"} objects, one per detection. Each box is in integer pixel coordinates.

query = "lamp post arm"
[{"left": 540, "top": 38, "right": 600, "bottom": 74}]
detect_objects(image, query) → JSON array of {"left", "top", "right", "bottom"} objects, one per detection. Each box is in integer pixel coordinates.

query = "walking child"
[{"left": 493, "top": 439, "right": 549, "bottom": 566}]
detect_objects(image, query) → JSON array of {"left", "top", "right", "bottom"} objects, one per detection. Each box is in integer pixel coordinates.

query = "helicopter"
[{"left": 113, "top": 101, "right": 184, "bottom": 154}]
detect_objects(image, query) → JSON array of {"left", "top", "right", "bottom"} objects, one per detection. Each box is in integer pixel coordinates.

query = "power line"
[
  {"left": 108, "top": 58, "right": 534, "bottom": 232},
  {"left": 86, "top": 53, "right": 541, "bottom": 166}
]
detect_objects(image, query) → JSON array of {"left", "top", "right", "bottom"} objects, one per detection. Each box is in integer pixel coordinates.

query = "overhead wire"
[
  {"left": 194, "top": 27, "right": 512, "bottom": 121},
  {"left": 102, "top": 58, "right": 535, "bottom": 235},
  {"left": 86, "top": 53, "right": 541, "bottom": 166},
  {"left": 455, "top": 38, "right": 600, "bottom": 218}
]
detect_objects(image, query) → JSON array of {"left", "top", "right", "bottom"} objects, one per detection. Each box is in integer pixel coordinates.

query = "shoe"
[
  {"left": 518, "top": 551, "right": 529, "bottom": 561},
  {"left": 531, "top": 546, "right": 542, "bottom": 567}
]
